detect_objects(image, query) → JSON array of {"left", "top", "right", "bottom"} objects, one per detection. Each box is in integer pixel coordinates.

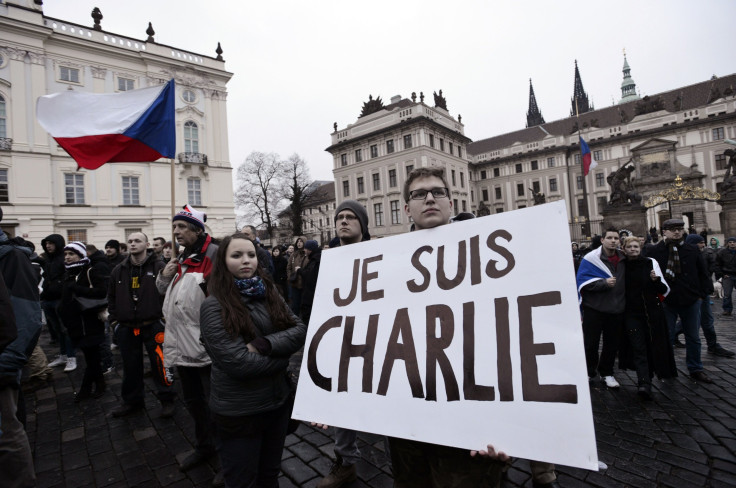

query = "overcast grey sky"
[{"left": 43, "top": 0, "right": 736, "bottom": 182}]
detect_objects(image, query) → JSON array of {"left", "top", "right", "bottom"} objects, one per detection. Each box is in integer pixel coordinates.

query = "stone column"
[{"left": 719, "top": 195, "right": 736, "bottom": 238}]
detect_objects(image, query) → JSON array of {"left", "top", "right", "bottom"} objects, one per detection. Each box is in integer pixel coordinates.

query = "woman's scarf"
[
  {"left": 64, "top": 257, "right": 90, "bottom": 270},
  {"left": 664, "top": 239, "right": 682, "bottom": 279},
  {"left": 234, "top": 276, "right": 266, "bottom": 297}
]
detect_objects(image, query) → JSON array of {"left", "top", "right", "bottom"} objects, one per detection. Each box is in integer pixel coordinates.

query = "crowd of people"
[
  {"left": 576, "top": 220, "right": 734, "bottom": 400},
  {"left": 1, "top": 169, "right": 734, "bottom": 487}
]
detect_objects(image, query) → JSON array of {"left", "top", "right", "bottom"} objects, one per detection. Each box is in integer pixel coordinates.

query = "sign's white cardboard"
[{"left": 292, "top": 200, "right": 598, "bottom": 470}]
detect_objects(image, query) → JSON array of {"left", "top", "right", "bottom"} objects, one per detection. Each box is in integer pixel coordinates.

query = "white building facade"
[
  {"left": 328, "top": 93, "right": 471, "bottom": 238},
  {"left": 0, "top": 1, "right": 235, "bottom": 246}
]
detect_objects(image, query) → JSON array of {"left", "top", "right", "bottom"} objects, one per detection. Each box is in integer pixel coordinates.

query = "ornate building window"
[
  {"left": 429, "top": 134, "right": 434, "bottom": 148},
  {"left": 716, "top": 154, "right": 727, "bottom": 171},
  {"left": 342, "top": 180, "right": 349, "bottom": 197},
  {"left": 574, "top": 154, "right": 581, "bottom": 165},
  {"left": 370, "top": 145, "right": 378, "bottom": 158},
  {"left": 495, "top": 187, "right": 502, "bottom": 200},
  {"left": 460, "top": 172, "right": 465, "bottom": 188},
  {"left": 67, "top": 229, "right": 87, "bottom": 242},
  {"left": 59, "top": 66, "right": 80, "bottom": 84},
  {"left": 357, "top": 177, "right": 364, "bottom": 194},
  {"left": 576, "top": 175, "right": 583, "bottom": 190},
  {"left": 64, "top": 173, "right": 85, "bottom": 204},
  {"left": 390, "top": 200, "right": 401, "bottom": 224},
  {"left": 374, "top": 203, "right": 384, "bottom": 226},
  {"left": 517, "top": 183, "right": 524, "bottom": 197},
  {"left": 482, "top": 189, "right": 489, "bottom": 201},
  {"left": 355, "top": 149, "right": 362, "bottom": 162},
  {"left": 550, "top": 178, "right": 558, "bottom": 192},
  {"left": 480, "top": 170, "right": 487, "bottom": 180},
  {"left": 593, "top": 150, "right": 602, "bottom": 161},
  {"left": 531, "top": 160, "right": 538, "bottom": 170},
  {"left": 713, "top": 127, "right": 725, "bottom": 141},
  {"left": 182, "top": 90, "right": 197, "bottom": 103},
  {"left": 406, "top": 164, "right": 413, "bottom": 176},
  {"left": 595, "top": 172, "right": 605, "bottom": 187},
  {"left": 372, "top": 173, "right": 380, "bottom": 191},
  {"left": 0, "top": 95, "right": 6, "bottom": 138},
  {"left": 547, "top": 157, "right": 555, "bottom": 168},
  {"left": 0, "top": 169, "right": 8, "bottom": 202},
  {"left": 117, "top": 77, "right": 135, "bottom": 91},
  {"left": 451, "top": 170, "right": 456, "bottom": 186},
  {"left": 389, "top": 169, "right": 397, "bottom": 188},
  {"left": 184, "top": 121, "right": 199, "bottom": 153},
  {"left": 340, "top": 153, "right": 347, "bottom": 166},
  {"left": 515, "top": 163, "right": 523, "bottom": 173},
  {"left": 122, "top": 176, "right": 139, "bottom": 205},
  {"left": 403, "top": 134, "right": 412, "bottom": 149},
  {"left": 386, "top": 140, "right": 395, "bottom": 153},
  {"left": 187, "top": 177, "right": 202, "bottom": 206},
  {"left": 493, "top": 168, "right": 500, "bottom": 177}
]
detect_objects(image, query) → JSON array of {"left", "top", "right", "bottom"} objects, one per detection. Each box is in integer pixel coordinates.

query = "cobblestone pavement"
[{"left": 26, "top": 301, "right": 736, "bottom": 487}]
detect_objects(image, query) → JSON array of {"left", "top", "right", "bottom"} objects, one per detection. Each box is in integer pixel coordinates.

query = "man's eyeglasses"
[
  {"left": 408, "top": 187, "right": 449, "bottom": 201},
  {"left": 336, "top": 213, "right": 358, "bottom": 222}
]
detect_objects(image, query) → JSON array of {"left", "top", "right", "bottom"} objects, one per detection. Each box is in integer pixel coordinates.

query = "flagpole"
[
  {"left": 170, "top": 157, "right": 178, "bottom": 257},
  {"left": 576, "top": 99, "right": 592, "bottom": 239}
]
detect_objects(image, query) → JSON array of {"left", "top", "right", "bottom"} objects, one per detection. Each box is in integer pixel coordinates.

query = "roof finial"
[
  {"left": 216, "top": 42, "right": 224, "bottom": 61},
  {"left": 91, "top": 7, "right": 102, "bottom": 31},
  {"left": 146, "top": 22, "right": 155, "bottom": 43}
]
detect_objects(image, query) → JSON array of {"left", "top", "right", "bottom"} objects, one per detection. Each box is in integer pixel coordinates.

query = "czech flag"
[
  {"left": 579, "top": 136, "right": 598, "bottom": 176},
  {"left": 37, "top": 80, "right": 176, "bottom": 170}
]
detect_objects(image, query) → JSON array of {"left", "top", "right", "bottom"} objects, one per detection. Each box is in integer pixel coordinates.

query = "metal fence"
[{"left": 568, "top": 218, "right": 604, "bottom": 244}]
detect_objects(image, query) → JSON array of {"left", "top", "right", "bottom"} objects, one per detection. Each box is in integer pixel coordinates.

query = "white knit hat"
[
  {"left": 172, "top": 204, "right": 207, "bottom": 231},
  {"left": 64, "top": 241, "right": 87, "bottom": 258}
]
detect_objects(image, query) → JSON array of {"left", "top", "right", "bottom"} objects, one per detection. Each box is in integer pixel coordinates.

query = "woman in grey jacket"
[{"left": 200, "top": 233, "right": 306, "bottom": 488}]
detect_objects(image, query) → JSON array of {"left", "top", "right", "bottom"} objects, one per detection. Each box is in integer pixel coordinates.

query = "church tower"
[
  {"left": 526, "top": 79, "right": 545, "bottom": 127},
  {"left": 619, "top": 52, "right": 640, "bottom": 104},
  {"left": 570, "top": 60, "right": 592, "bottom": 116}
]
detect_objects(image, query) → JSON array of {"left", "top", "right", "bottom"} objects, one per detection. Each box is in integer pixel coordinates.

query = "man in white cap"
[{"left": 157, "top": 204, "right": 219, "bottom": 471}]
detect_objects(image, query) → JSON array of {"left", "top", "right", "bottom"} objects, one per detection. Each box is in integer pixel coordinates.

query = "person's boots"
[
  {"left": 317, "top": 454, "right": 357, "bottom": 488},
  {"left": 93, "top": 376, "right": 106, "bottom": 398},
  {"left": 75, "top": 380, "right": 93, "bottom": 403}
]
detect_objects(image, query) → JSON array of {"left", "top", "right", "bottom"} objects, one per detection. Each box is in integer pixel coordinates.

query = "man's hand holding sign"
[{"left": 293, "top": 194, "right": 597, "bottom": 473}]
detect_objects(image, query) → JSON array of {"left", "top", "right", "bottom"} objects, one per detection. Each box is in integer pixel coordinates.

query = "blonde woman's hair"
[{"left": 623, "top": 236, "right": 641, "bottom": 248}]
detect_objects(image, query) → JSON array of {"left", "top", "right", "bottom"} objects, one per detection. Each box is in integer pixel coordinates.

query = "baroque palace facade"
[
  {"left": 0, "top": 1, "right": 235, "bottom": 245},
  {"left": 328, "top": 59, "right": 736, "bottom": 240}
]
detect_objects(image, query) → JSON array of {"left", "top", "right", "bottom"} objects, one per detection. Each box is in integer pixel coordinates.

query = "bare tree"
[
  {"left": 279, "top": 154, "right": 322, "bottom": 237},
  {"left": 234, "top": 151, "right": 283, "bottom": 237}
]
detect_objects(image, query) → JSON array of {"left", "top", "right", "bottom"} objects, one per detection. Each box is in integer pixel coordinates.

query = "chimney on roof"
[{"left": 390, "top": 95, "right": 401, "bottom": 104}]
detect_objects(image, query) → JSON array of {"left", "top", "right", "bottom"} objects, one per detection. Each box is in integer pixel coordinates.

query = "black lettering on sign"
[
  {"left": 494, "top": 297, "right": 513, "bottom": 401},
  {"left": 307, "top": 315, "right": 343, "bottom": 391},
  {"left": 338, "top": 314, "right": 379, "bottom": 393},
  {"left": 333, "top": 259, "right": 360, "bottom": 306},
  {"left": 437, "top": 241, "right": 467, "bottom": 290},
  {"left": 462, "top": 301, "right": 494, "bottom": 401},
  {"left": 425, "top": 305, "right": 460, "bottom": 402},
  {"left": 361, "top": 255, "right": 384, "bottom": 301},
  {"left": 469, "top": 235, "right": 482, "bottom": 285},
  {"left": 518, "top": 292, "right": 578, "bottom": 404},
  {"left": 486, "top": 230, "right": 516, "bottom": 278},
  {"left": 377, "top": 308, "right": 424, "bottom": 398},
  {"left": 406, "top": 246, "right": 433, "bottom": 293}
]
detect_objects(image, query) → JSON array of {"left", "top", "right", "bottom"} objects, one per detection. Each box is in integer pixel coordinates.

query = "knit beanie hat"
[
  {"left": 728, "top": 237, "right": 736, "bottom": 243},
  {"left": 304, "top": 240, "right": 319, "bottom": 252},
  {"left": 334, "top": 200, "right": 368, "bottom": 234},
  {"left": 685, "top": 234, "right": 704, "bottom": 245},
  {"left": 105, "top": 239, "right": 120, "bottom": 251},
  {"left": 172, "top": 204, "right": 207, "bottom": 232},
  {"left": 64, "top": 241, "right": 87, "bottom": 259}
]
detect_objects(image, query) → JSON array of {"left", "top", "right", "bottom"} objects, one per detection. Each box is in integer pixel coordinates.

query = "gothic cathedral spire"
[
  {"left": 526, "top": 79, "right": 545, "bottom": 127},
  {"left": 570, "top": 60, "right": 592, "bottom": 116}
]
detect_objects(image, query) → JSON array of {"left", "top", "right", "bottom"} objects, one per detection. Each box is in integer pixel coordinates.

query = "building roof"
[{"left": 468, "top": 73, "right": 736, "bottom": 156}]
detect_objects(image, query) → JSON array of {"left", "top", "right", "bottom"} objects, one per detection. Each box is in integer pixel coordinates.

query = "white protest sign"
[{"left": 292, "top": 200, "right": 598, "bottom": 470}]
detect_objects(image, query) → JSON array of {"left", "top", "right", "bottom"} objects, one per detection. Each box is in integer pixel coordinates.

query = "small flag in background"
[
  {"left": 37, "top": 80, "right": 176, "bottom": 170},
  {"left": 579, "top": 136, "right": 598, "bottom": 176}
]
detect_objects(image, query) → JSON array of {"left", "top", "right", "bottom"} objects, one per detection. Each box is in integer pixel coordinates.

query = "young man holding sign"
[
  {"left": 316, "top": 200, "right": 370, "bottom": 488},
  {"left": 396, "top": 167, "right": 514, "bottom": 488}
]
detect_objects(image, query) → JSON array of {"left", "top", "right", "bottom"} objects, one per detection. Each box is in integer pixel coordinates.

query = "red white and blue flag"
[
  {"left": 37, "top": 80, "right": 176, "bottom": 170},
  {"left": 579, "top": 136, "right": 598, "bottom": 176}
]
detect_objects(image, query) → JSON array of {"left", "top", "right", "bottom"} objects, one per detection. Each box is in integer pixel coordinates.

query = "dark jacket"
[
  {"left": 58, "top": 260, "right": 108, "bottom": 346},
  {"left": 200, "top": 294, "right": 306, "bottom": 417},
  {"left": 714, "top": 247, "right": 736, "bottom": 279},
  {"left": 273, "top": 254, "right": 288, "bottom": 288},
  {"left": 0, "top": 233, "right": 43, "bottom": 386},
  {"left": 648, "top": 240, "right": 710, "bottom": 306},
  {"left": 107, "top": 252, "right": 125, "bottom": 269},
  {"left": 298, "top": 249, "right": 322, "bottom": 324},
  {"left": 257, "top": 245, "right": 274, "bottom": 277},
  {"left": 0, "top": 273, "right": 17, "bottom": 356},
  {"left": 108, "top": 250, "right": 165, "bottom": 326},
  {"left": 579, "top": 249, "right": 626, "bottom": 314},
  {"left": 40, "top": 233, "right": 66, "bottom": 301},
  {"left": 702, "top": 247, "right": 716, "bottom": 277}
]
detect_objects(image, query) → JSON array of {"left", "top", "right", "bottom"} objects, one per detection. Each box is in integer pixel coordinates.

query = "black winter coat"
[
  {"left": 40, "top": 234, "right": 66, "bottom": 300},
  {"left": 298, "top": 249, "right": 322, "bottom": 324},
  {"left": 648, "top": 241, "right": 710, "bottom": 307},
  {"left": 107, "top": 251, "right": 165, "bottom": 326},
  {"left": 200, "top": 293, "right": 306, "bottom": 417},
  {"left": 58, "top": 261, "right": 108, "bottom": 347}
]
